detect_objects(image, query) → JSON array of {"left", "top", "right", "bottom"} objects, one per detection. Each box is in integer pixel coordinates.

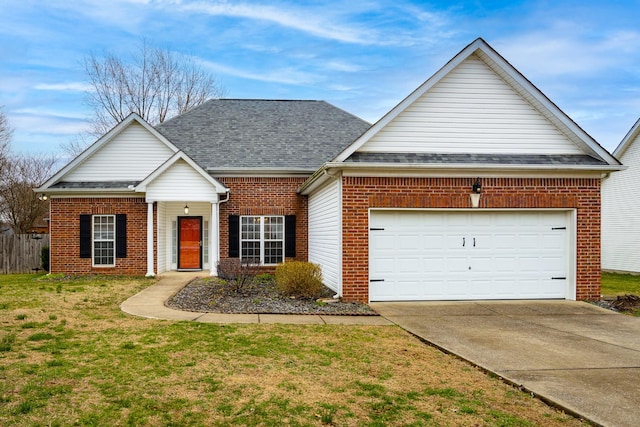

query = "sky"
[{"left": 1, "top": 0, "right": 639, "bottom": 158}]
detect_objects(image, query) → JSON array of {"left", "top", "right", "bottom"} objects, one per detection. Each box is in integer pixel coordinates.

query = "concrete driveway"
[{"left": 370, "top": 300, "right": 640, "bottom": 427}]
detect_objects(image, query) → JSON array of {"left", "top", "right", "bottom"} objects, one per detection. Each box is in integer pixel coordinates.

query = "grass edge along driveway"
[{"left": 0, "top": 274, "right": 585, "bottom": 426}]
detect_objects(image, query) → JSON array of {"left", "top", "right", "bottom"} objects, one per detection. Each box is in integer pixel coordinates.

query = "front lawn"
[
  {"left": 0, "top": 274, "right": 583, "bottom": 426},
  {"left": 601, "top": 271, "right": 640, "bottom": 296}
]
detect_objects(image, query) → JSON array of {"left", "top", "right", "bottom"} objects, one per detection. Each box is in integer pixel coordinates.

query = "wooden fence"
[{"left": 0, "top": 234, "right": 50, "bottom": 274}]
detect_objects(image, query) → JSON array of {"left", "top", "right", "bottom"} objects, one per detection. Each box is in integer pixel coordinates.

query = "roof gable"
[
  {"left": 612, "top": 117, "right": 640, "bottom": 160},
  {"left": 333, "top": 38, "right": 620, "bottom": 167},
  {"left": 136, "top": 151, "right": 228, "bottom": 200},
  {"left": 38, "top": 114, "right": 179, "bottom": 190}
]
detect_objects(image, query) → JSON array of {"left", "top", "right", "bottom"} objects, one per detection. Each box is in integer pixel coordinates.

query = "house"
[
  {"left": 602, "top": 118, "right": 640, "bottom": 272},
  {"left": 36, "top": 38, "right": 621, "bottom": 302}
]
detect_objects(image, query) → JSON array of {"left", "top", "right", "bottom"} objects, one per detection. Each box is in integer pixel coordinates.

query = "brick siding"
[
  {"left": 341, "top": 176, "right": 601, "bottom": 302},
  {"left": 218, "top": 177, "right": 308, "bottom": 273},
  {"left": 49, "top": 197, "right": 154, "bottom": 275}
]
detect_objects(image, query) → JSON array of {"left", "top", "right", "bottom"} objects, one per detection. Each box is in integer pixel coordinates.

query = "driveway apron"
[{"left": 370, "top": 300, "right": 640, "bottom": 427}]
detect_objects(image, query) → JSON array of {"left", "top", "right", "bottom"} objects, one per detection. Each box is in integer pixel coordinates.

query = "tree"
[
  {"left": 0, "top": 109, "right": 57, "bottom": 234},
  {"left": 84, "top": 40, "right": 226, "bottom": 136},
  {"left": 0, "top": 153, "right": 57, "bottom": 234},
  {"left": 0, "top": 107, "right": 12, "bottom": 175}
]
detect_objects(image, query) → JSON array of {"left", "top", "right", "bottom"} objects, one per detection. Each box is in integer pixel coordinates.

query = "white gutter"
[{"left": 298, "top": 161, "right": 626, "bottom": 195}]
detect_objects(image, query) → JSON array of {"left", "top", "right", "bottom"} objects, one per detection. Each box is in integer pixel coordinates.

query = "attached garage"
[{"left": 369, "top": 210, "right": 573, "bottom": 301}]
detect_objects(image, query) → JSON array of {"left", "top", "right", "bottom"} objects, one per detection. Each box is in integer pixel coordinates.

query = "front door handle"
[{"left": 462, "top": 237, "right": 465, "bottom": 247}]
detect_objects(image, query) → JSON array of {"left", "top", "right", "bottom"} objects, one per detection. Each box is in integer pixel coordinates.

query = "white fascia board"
[
  {"left": 613, "top": 117, "right": 640, "bottom": 158},
  {"left": 135, "top": 151, "right": 229, "bottom": 194},
  {"left": 332, "top": 161, "right": 624, "bottom": 173},
  {"left": 38, "top": 113, "right": 180, "bottom": 190},
  {"left": 299, "top": 161, "right": 623, "bottom": 193}
]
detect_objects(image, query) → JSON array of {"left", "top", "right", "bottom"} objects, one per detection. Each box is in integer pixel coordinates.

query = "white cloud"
[
  {"left": 175, "top": 1, "right": 380, "bottom": 45},
  {"left": 197, "top": 59, "right": 323, "bottom": 86},
  {"left": 34, "top": 82, "right": 93, "bottom": 92}
]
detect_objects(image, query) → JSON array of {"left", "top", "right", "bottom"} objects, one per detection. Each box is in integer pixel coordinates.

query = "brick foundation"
[{"left": 341, "top": 177, "right": 601, "bottom": 302}]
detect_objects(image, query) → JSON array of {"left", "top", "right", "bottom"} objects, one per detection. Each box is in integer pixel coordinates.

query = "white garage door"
[{"left": 369, "top": 210, "right": 569, "bottom": 301}]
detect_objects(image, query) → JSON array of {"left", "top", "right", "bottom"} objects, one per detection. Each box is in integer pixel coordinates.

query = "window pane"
[
  {"left": 94, "top": 241, "right": 114, "bottom": 265},
  {"left": 241, "top": 216, "right": 260, "bottom": 240},
  {"left": 93, "top": 215, "right": 115, "bottom": 266},
  {"left": 241, "top": 241, "right": 260, "bottom": 263},
  {"left": 264, "top": 217, "right": 283, "bottom": 240},
  {"left": 264, "top": 241, "right": 283, "bottom": 265}
]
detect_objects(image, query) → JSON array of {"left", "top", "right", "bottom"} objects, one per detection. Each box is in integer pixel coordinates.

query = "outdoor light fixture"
[
  {"left": 184, "top": 204, "right": 189, "bottom": 215},
  {"left": 38, "top": 194, "right": 48, "bottom": 201},
  {"left": 470, "top": 178, "right": 482, "bottom": 208}
]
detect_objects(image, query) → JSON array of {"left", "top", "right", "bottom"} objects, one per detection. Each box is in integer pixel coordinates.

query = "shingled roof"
[{"left": 155, "top": 99, "right": 371, "bottom": 171}]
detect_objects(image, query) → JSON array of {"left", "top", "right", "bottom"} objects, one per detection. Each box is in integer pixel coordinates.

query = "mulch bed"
[
  {"left": 591, "top": 294, "right": 640, "bottom": 313},
  {"left": 166, "top": 277, "right": 378, "bottom": 315}
]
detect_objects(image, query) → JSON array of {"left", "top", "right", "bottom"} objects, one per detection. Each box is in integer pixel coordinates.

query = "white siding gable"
[
  {"left": 602, "top": 131, "right": 640, "bottom": 272},
  {"left": 359, "top": 55, "right": 583, "bottom": 155},
  {"left": 308, "top": 179, "right": 341, "bottom": 293},
  {"left": 146, "top": 159, "right": 219, "bottom": 202},
  {"left": 65, "top": 122, "right": 175, "bottom": 181}
]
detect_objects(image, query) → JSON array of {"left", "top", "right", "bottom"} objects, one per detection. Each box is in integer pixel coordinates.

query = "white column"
[
  {"left": 146, "top": 201, "right": 155, "bottom": 277},
  {"left": 210, "top": 201, "right": 219, "bottom": 276}
]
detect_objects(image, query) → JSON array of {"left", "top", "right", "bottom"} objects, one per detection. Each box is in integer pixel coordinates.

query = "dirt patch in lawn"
[
  {"left": 167, "top": 277, "right": 377, "bottom": 315},
  {"left": 592, "top": 294, "right": 640, "bottom": 315}
]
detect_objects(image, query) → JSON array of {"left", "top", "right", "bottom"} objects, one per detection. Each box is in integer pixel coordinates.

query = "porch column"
[
  {"left": 146, "top": 201, "right": 155, "bottom": 277},
  {"left": 210, "top": 201, "right": 219, "bottom": 276}
]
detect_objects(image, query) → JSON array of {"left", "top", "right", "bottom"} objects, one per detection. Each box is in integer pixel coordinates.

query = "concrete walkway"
[
  {"left": 120, "top": 271, "right": 392, "bottom": 325},
  {"left": 370, "top": 301, "right": 640, "bottom": 427}
]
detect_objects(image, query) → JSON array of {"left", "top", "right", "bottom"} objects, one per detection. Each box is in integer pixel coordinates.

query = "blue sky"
[{"left": 1, "top": 0, "right": 639, "bottom": 157}]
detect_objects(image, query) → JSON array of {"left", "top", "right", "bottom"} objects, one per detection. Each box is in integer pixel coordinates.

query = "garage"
[{"left": 369, "top": 210, "right": 571, "bottom": 301}]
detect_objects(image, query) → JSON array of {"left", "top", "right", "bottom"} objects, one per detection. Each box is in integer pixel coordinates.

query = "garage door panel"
[{"left": 369, "top": 210, "right": 570, "bottom": 301}]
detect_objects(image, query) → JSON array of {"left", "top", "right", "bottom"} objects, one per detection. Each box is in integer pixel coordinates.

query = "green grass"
[
  {"left": 601, "top": 272, "right": 640, "bottom": 296},
  {"left": 0, "top": 273, "right": 584, "bottom": 426}
]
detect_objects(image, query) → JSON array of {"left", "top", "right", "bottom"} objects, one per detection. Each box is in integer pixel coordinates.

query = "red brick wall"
[
  {"left": 341, "top": 176, "right": 601, "bottom": 302},
  {"left": 218, "top": 177, "right": 308, "bottom": 272},
  {"left": 50, "top": 197, "right": 153, "bottom": 275}
]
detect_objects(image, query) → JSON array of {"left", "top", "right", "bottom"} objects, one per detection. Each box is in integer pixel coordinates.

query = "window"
[
  {"left": 93, "top": 215, "right": 115, "bottom": 266},
  {"left": 240, "top": 216, "right": 284, "bottom": 265}
]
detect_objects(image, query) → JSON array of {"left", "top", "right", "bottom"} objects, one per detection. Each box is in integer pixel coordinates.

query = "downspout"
[{"left": 210, "top": 190, "right": 230, "bottom": 276}]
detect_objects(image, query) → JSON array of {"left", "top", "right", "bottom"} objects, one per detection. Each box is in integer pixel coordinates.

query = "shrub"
[
  {"left": 275, "top": 261, "right": 323, "bottom": 298},
  {"left": 41, "top": 246, "right": 50, "bottom": 272},
  {"left": 216, "top": 259, "right": 259, "bottom": 292}
]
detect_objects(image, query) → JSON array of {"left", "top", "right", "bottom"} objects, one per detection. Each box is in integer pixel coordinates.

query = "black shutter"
[
  {"left": 116, "top": 214, "right": 127, "bottom": 258},
  {"left": 285, "top": 215, "right": 296, "bottom": 258},
  {"left": 228, "top": 215, "right": 240, "bottom": 258},
  {"left": 79, "top": 214, "right": 91, "bottom": 258}
]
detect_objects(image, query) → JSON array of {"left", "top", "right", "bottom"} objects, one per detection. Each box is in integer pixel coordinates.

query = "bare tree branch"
[{"left": 83, "top": 40, "right": 226, "bottom": 136}]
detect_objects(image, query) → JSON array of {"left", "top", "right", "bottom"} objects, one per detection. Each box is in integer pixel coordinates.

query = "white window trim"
[
  {"left": 240, "top": 215, "right": 285, "bottom": 266},
  {"left": 92, "top": 214, "right": 116, "bottom": 267}
]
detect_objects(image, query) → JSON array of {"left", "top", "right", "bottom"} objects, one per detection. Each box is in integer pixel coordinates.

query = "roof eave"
[{"left": 298, "top": 161, "right": 624, "bottom": 195}]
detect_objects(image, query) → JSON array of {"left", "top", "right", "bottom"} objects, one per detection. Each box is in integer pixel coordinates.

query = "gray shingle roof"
[
  {"left": 155, "top": 99, "right": 371, "bottom": 171},
  {"left": 345, "top": 153, "right": 608, "bottom": 166}
]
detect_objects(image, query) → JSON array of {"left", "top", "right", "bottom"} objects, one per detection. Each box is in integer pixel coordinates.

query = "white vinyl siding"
[
  {"left": 66, "top": 122, "right": 175, "bottom": 181},
  {"left": 308, "top": 179, "right": 341, "bottom": 293},
  {"left": 146, "top": 159, "right": 219, "bottom": 202},
  {"left": 359, "top": 55, "right": 582, "bottom": 155},
  {"left": 602, "top": 132, "right": 640, "bottom": 272}
]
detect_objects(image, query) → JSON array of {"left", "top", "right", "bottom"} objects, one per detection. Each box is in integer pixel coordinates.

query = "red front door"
[{"left": 178, "top": 217, "right": 202, "bottom": 270}]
